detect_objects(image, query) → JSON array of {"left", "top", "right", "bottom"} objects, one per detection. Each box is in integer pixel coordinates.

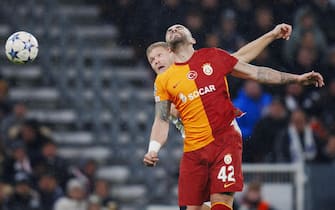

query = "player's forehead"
[
  {"left": 149, "top": 46, "right": 168, "bottom": 57},
  {"left": 167, "top": 24, "right": 187, "bottom": 32}
]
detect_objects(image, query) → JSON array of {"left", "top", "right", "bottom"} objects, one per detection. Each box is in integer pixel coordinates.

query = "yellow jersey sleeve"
[{"left": 154, "top": 75, "right": 170, "bottom": 102}]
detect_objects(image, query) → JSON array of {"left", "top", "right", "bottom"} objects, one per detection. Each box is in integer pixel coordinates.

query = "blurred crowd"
[
  {"left": 0, "top": 81, "right": 117, "bottom": 209},
  {"left": 101, "top": 0, "right": 335, "bottom": 164},
  {"left": 0, "top": 0, "right": 335, "bottom": 209}
]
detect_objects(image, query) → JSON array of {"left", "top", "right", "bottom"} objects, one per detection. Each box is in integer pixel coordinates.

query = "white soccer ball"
[{"left": 5, "top": 31, "right": 39, "bottom": 64}]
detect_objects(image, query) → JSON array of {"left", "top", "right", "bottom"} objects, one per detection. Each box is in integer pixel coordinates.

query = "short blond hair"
[{"left": 146, "top": 41, "right": 169, "bottom": 58}]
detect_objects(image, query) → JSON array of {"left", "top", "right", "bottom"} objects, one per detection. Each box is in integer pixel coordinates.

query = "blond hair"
[{"left": 146, "top": 41, "right": 169, "bottom": 58}]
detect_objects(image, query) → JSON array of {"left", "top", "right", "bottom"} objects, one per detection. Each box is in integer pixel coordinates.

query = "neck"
[{"left": 172, "top": 43, "right": 195, "bottom": 63}]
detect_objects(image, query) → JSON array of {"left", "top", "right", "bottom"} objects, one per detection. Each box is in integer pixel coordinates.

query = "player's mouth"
[{"left": 158, "top": 65, "right": 165, "bottom": 71}]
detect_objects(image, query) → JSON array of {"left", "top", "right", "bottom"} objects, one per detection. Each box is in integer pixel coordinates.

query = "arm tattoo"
[
  {"left": 256, "top": 67, "right": 297, "bottom": 84},
  {"left": 280, "top": 72, "right": 297, "bottom": 84},
  {"left": 155, "top": 101, "right": 171, "bottom": 122},
  {"left": 256, "top": 67, "right": 271, "bottom": 83}
]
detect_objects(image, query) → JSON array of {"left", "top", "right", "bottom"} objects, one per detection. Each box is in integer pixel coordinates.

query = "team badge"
[
  {"left": 187, "top": 70, "right": 198, "bottom": 80},
  {"left": 202, "top": 63, "right": 213, "bottom": 76},
  {"left": 224, "top": 154, "right": 232, "bottom": 165}
]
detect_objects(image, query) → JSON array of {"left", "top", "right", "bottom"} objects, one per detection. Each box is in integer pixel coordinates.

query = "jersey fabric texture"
[{"left": 154, "top": 48, "right": 239, "bottom": 152}]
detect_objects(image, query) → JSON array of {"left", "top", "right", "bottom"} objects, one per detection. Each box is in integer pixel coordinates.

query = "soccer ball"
[{"left": 5, "top": 31, "right": 39, "bottom": 64}]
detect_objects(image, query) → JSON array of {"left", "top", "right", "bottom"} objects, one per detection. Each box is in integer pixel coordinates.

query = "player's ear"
[
  {"left": 191, "top": 37, "right": 196, "bottom": 45},
  {"left": 167, "top": 47, "right": 172, "bottom": 53}
]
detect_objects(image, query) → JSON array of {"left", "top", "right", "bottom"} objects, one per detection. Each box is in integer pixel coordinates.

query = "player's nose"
[
  {"left": 170, "top": 27, "right": 178, "bottom": 33},
  {"left": 154, "top": 58, "right": 160, "bottom": 66}
]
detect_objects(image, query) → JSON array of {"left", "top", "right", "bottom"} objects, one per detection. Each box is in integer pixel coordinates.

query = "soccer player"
[
  {"left": 144, "top": 24, "right": 324, "bottom": 210},
  {"left": 147, "top": 24, "right": 294, "bottom": 210},
  {"left": 147, "top": 23, "right": 293, "bottom": 122},
  {"left": 147, "top": 24, "right": 292, "bottom": 210}
]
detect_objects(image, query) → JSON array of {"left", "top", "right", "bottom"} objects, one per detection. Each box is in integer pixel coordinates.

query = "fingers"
[
  {"left": 305, "top": 71, "right": 325, "bottom": 87},
  {"left": 279, "top": 23, "right": 292, "bottom": 40},
  {"left": 311, "top": 71, "right": 325, "bottom": 87},
  {"left": 316, "top": 75, "right": 325, "bottom": 87},
  {"left": 143, "top": 153, "right": 159, "bottom": 167}
]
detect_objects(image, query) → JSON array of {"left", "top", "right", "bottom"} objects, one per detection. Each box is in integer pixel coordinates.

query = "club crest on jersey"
[
  {"left": 224, "top": 154, "right": 232, "bottom": 165},
  {"left": 187, "top": 70, "right": 198, "bottom": 80},
  {"left": 202, "top": 63, "right": 213, "bottom": 76}
]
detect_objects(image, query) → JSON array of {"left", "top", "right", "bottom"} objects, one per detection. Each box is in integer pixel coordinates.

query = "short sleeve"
[
  {"left": 154, "top": 76, "right": 170, "bottom": 102},
  {"left": 213, "top": 48, "right": 238, "bottom": 74}
]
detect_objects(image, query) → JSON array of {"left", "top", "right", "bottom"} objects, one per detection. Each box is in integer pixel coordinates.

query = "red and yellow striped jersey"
[{"left": 154, "top": 48, "right": 238, "bottom": 152}]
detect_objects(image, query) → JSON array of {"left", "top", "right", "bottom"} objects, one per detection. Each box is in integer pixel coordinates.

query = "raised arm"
[
  {"left": 232, "top": 23, "right": 292, "bottom": 63},
  {"left": 143, "top": 100, "right": 171, "bottom": 167},
  {"left": 231, "top": 60, "right": 325, "bottom": 87}
]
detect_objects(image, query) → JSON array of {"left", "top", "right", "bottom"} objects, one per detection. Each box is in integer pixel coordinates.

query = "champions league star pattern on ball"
[{"left": 5, "top": 31, "right": 39, "bottom": 64}]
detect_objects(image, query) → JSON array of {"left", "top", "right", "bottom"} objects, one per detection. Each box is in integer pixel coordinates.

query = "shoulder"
[
  {"left": 156, "top": 65, "right": 177, "bottom": 82},
  {"left": 197, "top": 47, "right": 230, "bottom": 55}
]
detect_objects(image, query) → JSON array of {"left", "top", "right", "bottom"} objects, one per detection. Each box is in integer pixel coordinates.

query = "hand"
[
  {"left": 271, "top": 23, "right": 292, "bottom": 40},
  {"left": 143, "top": 151, "right": 159, "bottom": 167},
  {"left": 297, "top": 71, "right": 325, "bottom": 87}
]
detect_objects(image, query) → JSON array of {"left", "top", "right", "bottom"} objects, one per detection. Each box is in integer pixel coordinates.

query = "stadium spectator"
[
  {"left": 275, "top": 109, "right": 318, "bottom": 163},
  {"left": 4, "top": 172, "right": 41, "bottom": 210},
  {"left": 71, "top": 158, "right": 97, "bottom": 193},
  {"left": 0, "top": 142, "right": 5, "bottom": 177},
  {"left": 15, "top": 120, "right": 49, "bottom": 160},
  {"left": 282, "top": 83, "right": 319, "bottom": 113},
  {"left": 290, "top": 45, "right": 319, "bottom": 75},
  {"left": 0, "top": 181, "right": 11, "bottom": 210},
  {"left": 0, "top": 80, "right": 12, "bottom": 122},
  {"left": 309, "top": 0, "right": 335, "bottom": 43},
  {"left": 53, "top": 178, "right": 87, "bottom": 210},
  {"left": 2, "top": 141, "right": 33, "bottom": 184},
  {"left": 318, "top": 79, "right": 335, "bottom": 131},
  {"left": 204, "top": 33, "right": 220, "bottom": 48},
  {"left": 153, "top": 0, "right": 186, "bottom": 41},
  {"left": 283, "top": 6, "right": 327, "bottom": 64},
  {"left": 199, "top": 0, "right": 222, "bottom": 32},
  {"left": 184, "top": 9, "right": 206, "bottom": 48},
  {"left": 92, "top": 179, "right": 117, "bottom": 207},
  {"left": 87, "top": 194, "right": 104, "bottom": 210},
  {"left": 247, "top": 98, "right": 288, "bottom": 162},
  {"left": 248, "top": 6, "right": 274, "bottom": 41},
  {"left": 100, "top": 0, "right": 137, "bottom": 46},
  {"left": 273, "top": 0, "right": 298, "bottom": 24},
  {"left": 315, "top": 133, "right": 335, "bottom": 163},
  {"left": 37, "top": 173, "right": 63, "bottom": 210},
  {"left": 217, "top": 9, "right": 245, "bottom": 54},
  {"left": 33, "top": 140, "right": 70, "bottom": 189},
  {"left": 233, "top": 80, "right": 272, "bottom": 141},
  {"left": 239, "top": 181, "right": 275, "bottom": 210},
  {"left": 0, "top": 102, "right": 27, "bottom": 144},
  {"left": 250, "top": 5, "right": 286, "bottom": 62},
  {"left": 232, "top": 0, "right": 253, "bottom": 34},
  {"left": 322, "top": 45, "right": 335, "bottom": 83}
]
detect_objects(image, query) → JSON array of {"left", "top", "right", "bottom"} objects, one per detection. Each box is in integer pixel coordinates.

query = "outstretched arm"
[
  {"left": 231, "top": 61, "right": 325, "bottom": 87},
  {"left": 143, "top": 100, "right": 171, "bottom": 167},
  {"left": 232, "top": 23, "right": 292, "bottom": 63}
]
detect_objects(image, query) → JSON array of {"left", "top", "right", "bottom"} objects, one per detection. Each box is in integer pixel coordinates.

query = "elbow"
[{"left": 233, "top": 54, "right": 249, "bottom": 63}]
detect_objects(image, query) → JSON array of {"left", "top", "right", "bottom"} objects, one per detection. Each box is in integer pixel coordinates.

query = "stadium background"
[{"left": 0, "top": 0, "right": 335, "bottom": 210}]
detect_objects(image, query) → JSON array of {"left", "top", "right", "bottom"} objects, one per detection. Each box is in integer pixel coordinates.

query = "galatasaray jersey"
[{"left": 154, "top": 48, "right": 238, "bottom": 152}]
